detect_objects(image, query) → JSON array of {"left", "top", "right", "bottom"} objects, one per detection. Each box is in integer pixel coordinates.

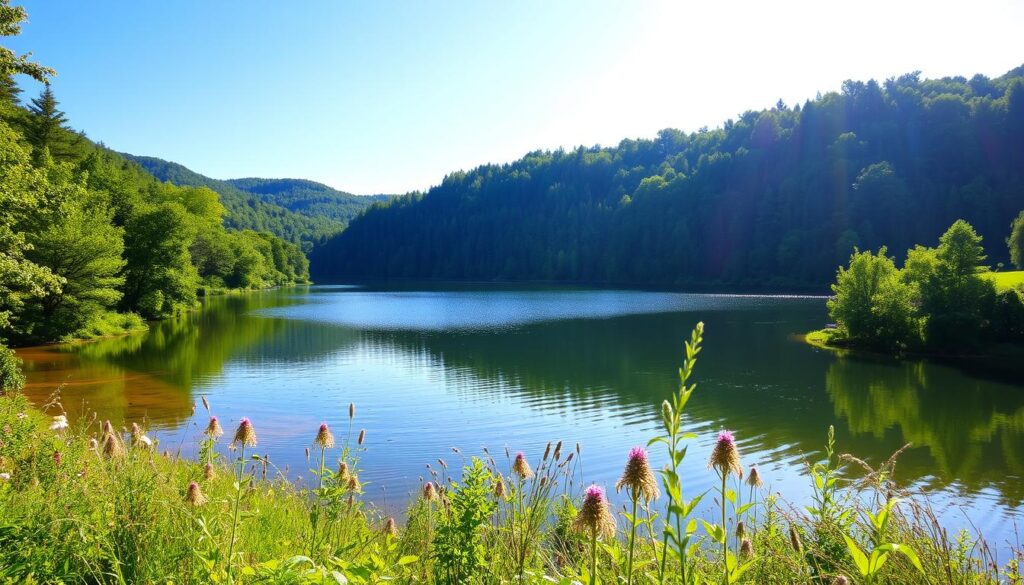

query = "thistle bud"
[
  {"left": 512, "top": 452, "right": 534, "bottom": 480},
  {"left": 233, "top": 418, "right": 257, "bottom": 447},
  {"left": 186, "top": 481, "right": 207, "bottom": 506}
]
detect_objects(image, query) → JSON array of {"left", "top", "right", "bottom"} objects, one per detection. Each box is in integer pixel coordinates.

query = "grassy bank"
[
  {"left": 1, "top": 325, "right": 1020, "bottom": 584},
  {"left": 983, "top": 270, "right": 1024, "bottom": 292}
]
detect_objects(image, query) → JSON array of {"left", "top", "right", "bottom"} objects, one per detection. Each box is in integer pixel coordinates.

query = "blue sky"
[{"left": 7, "top": 1, "right": 1024, "bottom": 194}]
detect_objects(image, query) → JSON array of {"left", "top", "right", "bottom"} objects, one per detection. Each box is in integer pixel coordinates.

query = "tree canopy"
[{"left": 311, "top": 67, "right": 1024, "bottom": 289}]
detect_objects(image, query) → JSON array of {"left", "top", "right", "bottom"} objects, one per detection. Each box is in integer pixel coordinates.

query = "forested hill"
[
  {"left": 311, "top": 66, "right": 1024, "bottom": 290},
  {"left": 124, "top": 155, "right": 347, "bottom": 248},
  {"left": 226, "top": 178, "right": 393, "bottom": 223}
]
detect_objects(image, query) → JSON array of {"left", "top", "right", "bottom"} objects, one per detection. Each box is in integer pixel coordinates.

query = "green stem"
[
  {"left": 721, "top": 471, "right": 728, "bottom": 585},
  {"left": 627, "top": 490, "right": 639, "bottom": 585},
  {"left": 310, "top": 445, "right": 326, "bottom": 557},
  {"left": 589, "top": 529, "right": 598, "bottom": 585},
  {"left": 226, "top": 443, "right": 245, "bottom": 582}
]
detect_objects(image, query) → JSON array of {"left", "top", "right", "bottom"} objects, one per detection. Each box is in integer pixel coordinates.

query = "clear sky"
[{"left": 7, "top": 1, "right": 1024, "bottom": 195}]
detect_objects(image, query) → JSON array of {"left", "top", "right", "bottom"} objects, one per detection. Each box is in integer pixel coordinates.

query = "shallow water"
[{"left": 17, "top": 285, "right": 1024, "bottom": 549}]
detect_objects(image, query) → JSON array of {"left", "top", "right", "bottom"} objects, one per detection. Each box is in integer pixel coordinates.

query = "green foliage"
[
  {"left": 432, "top": 457, "right": 495, "bottom": 584},
  {"left": 1009, "top": 210, "right": 1024, "bottom": 269},
  {"left": 825, "top": 219, "right": 1021, "bottom": 352},
  {"left": 827, "top": 247, "right": 917, "bottom": 350},
  {"left": 0, "top": 344, "right": 21, "bottom": 392},
  {"left": 313, "top": 67, "right": 1024, "bottom": 287}
]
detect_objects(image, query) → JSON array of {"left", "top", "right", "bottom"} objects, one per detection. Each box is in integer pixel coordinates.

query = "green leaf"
[
  {"left": 878, "top": 543, "right": 924, "bottom": 573},
  {"left": 397, "top": 555, "right": 419, "bottom": 566},
  {"left": 843, "top": 535, "right": 869, "bottom": 576}
]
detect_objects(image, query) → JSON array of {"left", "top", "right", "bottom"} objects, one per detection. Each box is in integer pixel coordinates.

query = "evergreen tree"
[{"left": 26, "top": 85, "right": 71, "bottom": 161}]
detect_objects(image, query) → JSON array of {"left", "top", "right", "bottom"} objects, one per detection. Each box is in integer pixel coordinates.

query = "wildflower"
[
  {"left": 53, "top": 450, "right": 61, "bottom": 466},
  {"left": 357, "top": 429, "right": 365, "bottom": 445},
  {"left": 616, "top": 446, "right": 659, "bottom": 502},
  {"left": 384, "top": 517, "right": 397, "bottom": 537},
  {"left": 205, "top": 416, "right": 224, "bottom": 438},
  {"left": 185, "top": 481, "right": 207, "bottom": 506},
  {"left": 338, "top": 461, "right": 350, "bottom": 483},
  {"left": 789, "top": 524, "right": 803, "bottom": 555},
  {"left": 101, "top": 431, "right": 125, "bottom": 458},
  {"left": 746, "top": 465, "right": 763, "bottom": 488},
  {"left": 572, "top": 485, "right": 615, "bottom": 539},
  {"left": 423, "top": 481, "right": 437, "bottom": 501},
  {"left": 204, "top": 463, "right": 215, "bottom": 480},
  {"left": 16, "top": 412, "right": 26, "bottom": 419},
  {"left": 49, "top": 415, "right": 68, "bottom": 431},
  {"left": 740, "top": 538, "right": 754, "bottom": 559},
  {"left": 709, "top": 430, "right": 743, "bottom": 479},
  {"left": 512, "top": 451, "right": 534, "bottom": 480},
  {"left": 0, "top": 472, "right": 9, "bottom": 481},
  {"left": 137, "top": 435, "right": 153, "bottom": 448},
  {"left": 233, "top": 418, "right": 257, "bottom": 447}
]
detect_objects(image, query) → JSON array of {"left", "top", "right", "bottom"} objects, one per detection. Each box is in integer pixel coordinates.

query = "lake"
[{"left": 16, "top": 285, "right": 1024, "bottom": 548}]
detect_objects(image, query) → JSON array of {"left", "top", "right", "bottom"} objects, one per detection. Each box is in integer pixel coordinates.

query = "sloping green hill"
[
  {"left": 124, "top": 155, "right": 346, "bottom": 249},
  {"left": 227, "top": 178, "right": 392, "bottom": 223}
]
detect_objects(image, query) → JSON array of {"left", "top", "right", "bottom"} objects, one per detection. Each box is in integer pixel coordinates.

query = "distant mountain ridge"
[{"left": 124, "top": 154, "right": 390, "bottom": 249}]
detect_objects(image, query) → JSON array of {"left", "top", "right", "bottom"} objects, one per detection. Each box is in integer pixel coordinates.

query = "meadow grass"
[
  {"left": 982, "top": 271, "right": 1024, "bottom": 293},
  {"left": 1, "top": 324, "right": 1021, "bottom": 584}
]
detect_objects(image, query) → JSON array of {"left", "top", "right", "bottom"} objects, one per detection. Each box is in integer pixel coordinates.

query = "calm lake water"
[{"left": 16, "top": 285, "right": 1024, "bottom": 548}]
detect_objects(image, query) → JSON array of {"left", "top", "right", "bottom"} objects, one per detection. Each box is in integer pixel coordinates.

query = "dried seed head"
[
  {"left": 186, "top": 481, "right": 207, "bottom": 506},
  {"left": 102, "top": 420, "right": 114, "bottom": 435},
  {"left": 131, "top": 422, "right": 142, "bottom": 443},
  {"left": 304, "top": 447, "right": 310, "bottom": 461},
  {"left": 736, "top": 521, "right": 746, "bottom": 540},
  {"left": 573, "top": 485, "right": 615, "bottom": 539},
  {"left": 204, "top": 463, "right": 214, "bottom": 480},
  {"left": 554, "top": 441, "right": 563, "bottom": 460},
  {"left": 357, "top": 429, "right": 365, "bottom": 445},
  {"left": 233, "top": 418, "right": 257, "bottom": 447},
  {"left": 512, "top": 452, "right": 534, "bottom": 480},
  {"left": 384, "top": 517, "right": 397, "bottom": 537},
  {"left": 101, "top": 431, "right": 125, "bottom": 458},
  {"left": 88, "top": 437, "right": 99, "bottom": 453},
  {"left": 347, "top": 475, "right": 360, "bottom": 492},
  {"left": 740, "top": 538, "right": 753, "bottom": 559},
  {"left": 746, "top": 465, "right": 763, "bottom": 488},
  {"left": 493, "top": 474, "right": 506, "bottom": 498},
  {"left": 789, "top": 524, "right": 803, "bottom": 555},
  {"left": 338, "top": 461, "right": 350, "bottom": 483},
  {"left": 832, "top": 577, "right": 849, "bottom": 585},
  {"left": 543, "top": 442, "right": 552, "bottom": 461},
  {"left": 540, "top": 476, "right": 548, "bottom": 488},
  {"left": 201, "top": 396, "right": 211, "bottom": 412},
  {"left": 709, "top": 430, "right": 743, "bottom": 479},
  {"left": 348, "top": 402, "right": 355, "bottom": 419},
  {"left": 423, "top": 482, "right": 437, "bottom": 501},
  {"left": 205, "top": 416, "right": 224, "bottom": 438},
  {"left": 616, "top": 446, "right": 659, "bottom": 502}
]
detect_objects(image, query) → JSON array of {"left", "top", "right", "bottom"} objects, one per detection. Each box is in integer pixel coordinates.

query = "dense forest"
[
  {"left": 311, "top": 66, "right": 1024, "bottom": 289},
  {"left": 0, "top": 3, "right": 308, "bottom": 387},
  {"left": 227, "top": 178, "right": 391, "bottom": 223},
  {"left": 124, "top": 155, "right": 350, "bottom": 249}
]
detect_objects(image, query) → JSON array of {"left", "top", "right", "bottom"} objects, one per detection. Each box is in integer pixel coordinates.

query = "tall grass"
[{"left": 0, "top": 324, "right": 1021, "bottom": 583}]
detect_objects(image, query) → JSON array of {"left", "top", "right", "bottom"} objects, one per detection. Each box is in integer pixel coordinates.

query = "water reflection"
[{"left": 15, "top": 286, "right": 1024, "bottom": 537}]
